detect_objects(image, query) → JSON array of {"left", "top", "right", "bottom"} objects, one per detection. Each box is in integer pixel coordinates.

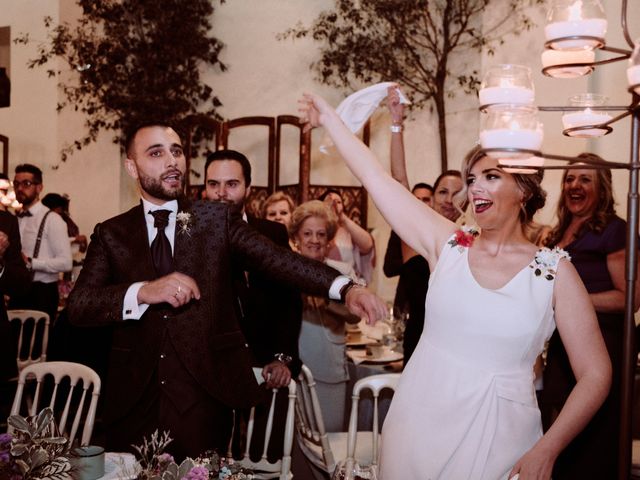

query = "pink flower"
[{"left": 184, "top": 465, "right": 210, "bottom": 480}]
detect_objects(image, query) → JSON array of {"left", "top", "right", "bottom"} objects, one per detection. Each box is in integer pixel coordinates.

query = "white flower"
[
  {"left": 176, "top": 211, "right": 194, "bottom": 236},
  {"left": 531, "top": 247, "right": 571, "bottom": 280}
]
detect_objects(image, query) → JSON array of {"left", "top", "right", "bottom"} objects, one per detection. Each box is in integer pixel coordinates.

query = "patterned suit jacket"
[{"left": 67, "top": 200, "right": 339, "bottom": 423}]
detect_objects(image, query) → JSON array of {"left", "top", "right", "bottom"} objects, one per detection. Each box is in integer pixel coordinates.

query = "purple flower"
[
  {"left": 156, "top": 452, "right": 174, "bottom": 467},
  {"left": 184, "top": 466, "right": 209, "bottom": 480},
  {"left": 0, "top": 433, "right": 12, "bottom": 446},
  {"left": 0, "top": 451, "right": 11, "bottom": 463}
]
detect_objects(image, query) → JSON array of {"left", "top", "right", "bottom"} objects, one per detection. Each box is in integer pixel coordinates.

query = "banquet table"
[{"left": 343, "top": 322, "right": 403, "bottom": 432}]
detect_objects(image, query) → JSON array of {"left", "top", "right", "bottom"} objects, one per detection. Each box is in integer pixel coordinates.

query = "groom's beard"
[{"left": 139, "top": 169, "right": 185, "bottom": 201}]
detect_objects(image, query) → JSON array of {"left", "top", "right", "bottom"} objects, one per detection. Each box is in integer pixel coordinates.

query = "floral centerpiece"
[
  {"left": 134, "top": 430, "right": 253, "bottom": 480},
  {"left": 0, "top": 408, "right": 73, "bottom": 480}
]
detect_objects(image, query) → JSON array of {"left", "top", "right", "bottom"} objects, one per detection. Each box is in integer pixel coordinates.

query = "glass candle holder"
[
  {"left": 480, "top": 105, "right": 543, "bottom": 158},
  {"left": 478, "top": 64, "right": 534, "bottom": 109},
  {"left": 545, "top": 0, "right": 607, "bottom": 50},
  {"left": 498, "top": 156, "right": 546, "bottom": 174},
  {"left": 562, "top": 93, "right": 612, "bottom": 137},
  {"left": 541, "top": 48, "right": 595, "bottom": 78},
  {"left": 628, "top": 39, "right": 640, "bottom": 95}
]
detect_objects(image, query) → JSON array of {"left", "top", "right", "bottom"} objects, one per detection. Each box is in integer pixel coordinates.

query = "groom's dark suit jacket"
[{"left": 67, "top": 200, "right": 339, "bottom": 430}]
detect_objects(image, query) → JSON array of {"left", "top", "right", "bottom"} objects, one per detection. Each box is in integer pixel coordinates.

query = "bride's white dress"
[{"left": 379, "top": 234, "right": 564, "bottom": 480}]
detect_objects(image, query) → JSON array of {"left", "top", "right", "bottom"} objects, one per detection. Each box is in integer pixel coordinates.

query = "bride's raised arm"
[{"left": 299, "top": 93, "right": 457, "bottom": 265}]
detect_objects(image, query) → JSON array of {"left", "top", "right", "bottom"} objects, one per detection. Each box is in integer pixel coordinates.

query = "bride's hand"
[
  {"left": 298, "top": 93, "right": 334, "bottom": 132},
  {"left": 508, "top": 443, "right": 556, "bottom": 480}
]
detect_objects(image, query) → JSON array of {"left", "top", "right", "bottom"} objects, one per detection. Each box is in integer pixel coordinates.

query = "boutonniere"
[
  {"left": 448, "top": 227, "right": 479, "bottom": 252},
  {"left": 176, "top": 211, "right": 194, "bottom": 236},
  {"left": 531, "top": 247, "right": 571, "bottom": 281}
]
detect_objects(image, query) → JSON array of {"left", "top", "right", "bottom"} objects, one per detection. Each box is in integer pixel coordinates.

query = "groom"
[{"left": 67, "top": 124, "right": 385, "bottom": 460}]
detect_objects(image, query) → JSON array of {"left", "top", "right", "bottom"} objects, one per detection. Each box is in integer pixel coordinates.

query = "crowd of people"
[{"left": 0, "top": 85, "right": 636, "bottom": 480}]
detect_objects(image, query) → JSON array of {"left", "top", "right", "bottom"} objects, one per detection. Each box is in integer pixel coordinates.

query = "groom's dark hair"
[
  {"left": 124, "top": 123, "right": 176, "bottom": 157},
  {"left": 205, "top": 149, "right": 252, "bottom": 187}
]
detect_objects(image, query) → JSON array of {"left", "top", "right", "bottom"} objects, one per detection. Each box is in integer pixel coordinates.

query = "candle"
[
  {"left": 541, "top": 49, "right": 595, "bottom": 78},
  {"left": 627, "top": 65, "right": 640, "bottom": 94},
  {"left": 480, "top": 129, "right": 543, "bottom": 157},
  {"left": 545, "top": 18, "right": 607, "bottom": 49},
  {"left": 479, "top": 86, "right": 535, "bottom": 106},
  {"left": 562, "top": 109, "right": 612, "bottom": 137}
]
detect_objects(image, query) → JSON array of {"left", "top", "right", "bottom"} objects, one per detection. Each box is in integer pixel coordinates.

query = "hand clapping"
[{"left": 137, "top": 272, "right": 201, "bottom": 308}]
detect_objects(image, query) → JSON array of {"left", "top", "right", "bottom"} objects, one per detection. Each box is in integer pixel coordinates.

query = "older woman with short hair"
[
  {"left": 289, "top": 200, "right": 360, "bottom": 431},
  {"left": 262, "top": 191, "right": 296, "bottom": 229}
]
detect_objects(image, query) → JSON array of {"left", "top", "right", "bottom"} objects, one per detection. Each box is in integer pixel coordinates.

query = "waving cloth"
[{"left": 320, "top": 82, "right": 411, "bottom": 154}]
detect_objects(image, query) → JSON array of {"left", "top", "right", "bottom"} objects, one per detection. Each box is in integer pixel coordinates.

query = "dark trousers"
[{"left": 106, "top": 337, "right": 234, "bottom": 462}]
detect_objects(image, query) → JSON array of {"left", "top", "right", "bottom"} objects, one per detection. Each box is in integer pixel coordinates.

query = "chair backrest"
[
  {"left": 346, "top": 373, "right": 401, "bottom": 467},
  {"left": 294, "top": 364, "right": 336, "bottom": 473},
  {"left": 229, "top": 367, "right": 296, "bottom": 480},
  {"left": 8, "top": 309, "right": 50, "bottom": 372},
  {"left": 9, "top": 361, "right": 101, "bottom": 447}
]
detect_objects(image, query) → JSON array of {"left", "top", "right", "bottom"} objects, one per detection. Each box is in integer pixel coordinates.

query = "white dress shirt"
[
  {"left": 123, "top": 198, "right": 178, "bottom": 320},
  {"left": 18, "top": 201, "right": 72, "bottom": 283}
]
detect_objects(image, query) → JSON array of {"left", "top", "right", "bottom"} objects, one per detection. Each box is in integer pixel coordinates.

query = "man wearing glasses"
[{"left": 10, "top": 164, "right": 72, "bottom": 324}]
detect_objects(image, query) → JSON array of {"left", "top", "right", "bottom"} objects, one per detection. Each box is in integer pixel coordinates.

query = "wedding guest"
[
  {"left": 262, "top": 190, "right": 297, "bottom": 250},
  {"left": 204, "top": 149, "right": 303, "bottom": 461},
  {"left": 318, "top": 188, "right": 375, "bottom": 283},
  {"left": 67, "top": 124, "right": 386, "bottom": 461},
  {"left": 0, "top": 207, "right": 31, "bottom": 414},
  {"left": 262, "top": 191, "right": 296, "bottom": 229},
  {"left": 10, "top": 164, "right": 72, "bottom": 325},
  {"left": 540, "top": 155, "right": 639, "bottom": 479},
  {"left": 205, "top": 150, "right": 302, "bottom": 390},
  {"left": 289, "top": 200, "right": 361, "bottom": 431},
  {"left": 41, "top": 193, "right": 88, "bottom": 253},
  {"left": 299, "top": 93, "right": 611, "bottom": 480}
]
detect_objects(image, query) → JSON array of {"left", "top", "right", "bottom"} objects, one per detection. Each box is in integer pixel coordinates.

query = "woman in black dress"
[{"left": 541, "top": 154, "right": 638, "bottom": 478}]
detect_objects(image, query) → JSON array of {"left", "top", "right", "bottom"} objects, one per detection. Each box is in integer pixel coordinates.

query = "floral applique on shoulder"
[
  {"left": 448, "top": 227, "right": 480, "bottom": 252},
  {"left": 530, "top": 247, "right": 571, "bottom": 281}
]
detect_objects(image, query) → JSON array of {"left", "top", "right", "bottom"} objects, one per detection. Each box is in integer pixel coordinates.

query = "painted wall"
[{"left": 0, "top": 0, "right": 637, "bottom": 301}]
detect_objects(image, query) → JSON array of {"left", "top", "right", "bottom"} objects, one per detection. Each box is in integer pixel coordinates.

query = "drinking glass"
[{"left": 332, "top": 460, "right": 378, "bottom": 480}]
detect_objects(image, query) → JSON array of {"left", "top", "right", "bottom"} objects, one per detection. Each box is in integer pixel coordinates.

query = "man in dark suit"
[
  {"left": 204, "top": 149, "right": 301, "bottom": 461},
  {"left": 204, "top": 149, "right": 301, "bottom": 388},
  {"left": 0, "top": 209, "right": 31, "bottom": 419},
  {"left": 67, "top": 124, "right": 385, "bottom": 460}
]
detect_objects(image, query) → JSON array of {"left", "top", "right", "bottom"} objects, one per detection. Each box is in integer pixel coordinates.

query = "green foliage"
[
  {"left": 6, "top": 408, "right": 73, "bottom": 480},
  {"left": 15, "top": 0, "right": 227, "bottom": 162},
  {"left": 280, "top": 0, "right": 542, "bottom": 169}
]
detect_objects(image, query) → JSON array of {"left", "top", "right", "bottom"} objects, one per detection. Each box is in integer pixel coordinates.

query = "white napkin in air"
[{"left": 320, "top": 82, "right": 411, "bottom": 153}]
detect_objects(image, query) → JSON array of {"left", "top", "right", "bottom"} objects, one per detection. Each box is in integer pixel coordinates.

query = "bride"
[{"left": 298, "top": 93, "right": 611, "bottom": 480}]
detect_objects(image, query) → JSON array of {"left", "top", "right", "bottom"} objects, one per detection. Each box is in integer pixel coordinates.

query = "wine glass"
[{"left": 332, "top": 460, "right": 378, "bottom": 480}]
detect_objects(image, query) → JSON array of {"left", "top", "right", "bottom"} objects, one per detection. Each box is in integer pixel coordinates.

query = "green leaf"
[{"left": 8, "top": 414, "right": 31, "bottom": 432}]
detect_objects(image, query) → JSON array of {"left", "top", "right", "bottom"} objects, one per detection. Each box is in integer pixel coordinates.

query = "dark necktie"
[{"left": 150, "top": 209, "right": 173, "bottom": 277}]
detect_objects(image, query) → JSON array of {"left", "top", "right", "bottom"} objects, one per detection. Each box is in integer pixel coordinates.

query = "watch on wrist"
[
  {"left": 339, "top": 279, "right": 366, "bottom": 303},
  {"left": 390, "top": 124, "right": 403, "bottom": 133},
  {"left": 274, "top": 353, "right": 293, "bottom": 365}
]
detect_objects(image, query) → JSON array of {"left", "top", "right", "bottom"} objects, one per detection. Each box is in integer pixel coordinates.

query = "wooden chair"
[
  {"left": 9, "top": 361, "right": 101, "bottom": 447},
  {"left": 229, "top": 367, "right": 296, "bottom": 480},
  {"left": 8, "top": 309, "right": 50, "bottom": 373},
  {"left": 345, "top": 373, "right": 401, "bottom": 469}
]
